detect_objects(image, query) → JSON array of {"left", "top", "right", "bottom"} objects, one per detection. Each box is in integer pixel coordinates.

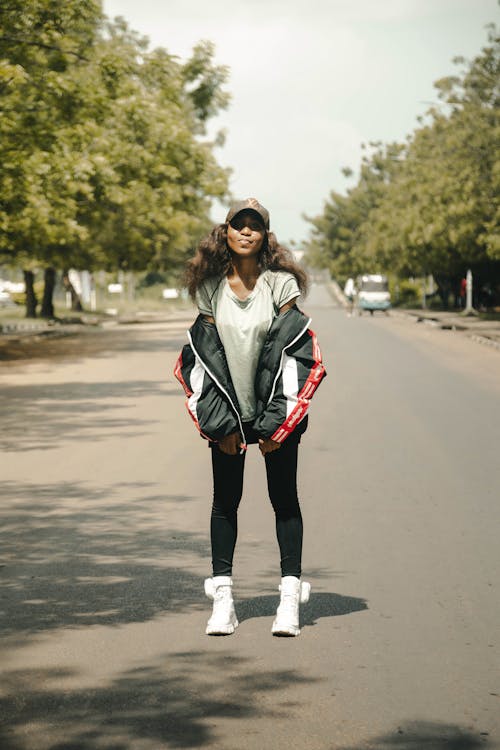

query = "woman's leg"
[
  {"left": 210, "top": 446, "right": 246, "bottom": 576},
  {"left": 264, "top": 440, "right": 303, "bottom": 578}
]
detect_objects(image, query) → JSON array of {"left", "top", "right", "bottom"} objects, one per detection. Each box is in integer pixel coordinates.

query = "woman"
[{"left": 174, "top": 198, "right": 326, "bottom": 636}]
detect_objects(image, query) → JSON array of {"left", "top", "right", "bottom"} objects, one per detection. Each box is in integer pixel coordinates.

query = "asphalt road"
[{"left": 1, "top": 284, "right": 499, "bottom": 750}]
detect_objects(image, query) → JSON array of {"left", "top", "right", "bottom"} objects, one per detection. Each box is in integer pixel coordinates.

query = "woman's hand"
[
  {"left": 258, "top": 437, "right": 281, "bottom": 456},
  {"left": 219, "top": 432, "right": 243, "bottom": 455}
]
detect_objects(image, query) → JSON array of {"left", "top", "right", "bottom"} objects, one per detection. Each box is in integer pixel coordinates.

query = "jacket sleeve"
[
  {"left": 252, "top": 327, "right": 326, "bottom": 443},
  {"left": 174, "top": 342, "right": 240, "bottom": 442}
]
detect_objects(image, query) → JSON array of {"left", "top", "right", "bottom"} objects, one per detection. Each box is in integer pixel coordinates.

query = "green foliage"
[
  {"left": 391, "top": 279, "right": 421, "bottom": 308},
  {"left": 304, "top": 140, "right": 405, "bottom": 278},
  {"left": 138, "top": 271, "right": 168, "bottom": 288},
  {"left": 9, "top": 279, "right": 44, "bottom": 306},
  {"left": 0, "top": 1, "right": 230, "bottom": 306},
  {"left": 304, "top": 24, "right": 500, "bottom": 303},
  {"left": 182, "top": 41, "right": 230, "bottom": 129}
]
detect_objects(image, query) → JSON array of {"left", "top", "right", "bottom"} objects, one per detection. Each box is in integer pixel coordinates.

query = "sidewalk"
[
  {"left": 391, "top": 308, "right": 500, "bottom": 350},
  {"left": 329, "top": 279, "right": 500, "bottom": 350},
  {"left": 0, "top": 309, "right": 194, "bottom": 362},
  {"left": 0, "top": 308, "right": 193, "bottom": 337},
  {"left": 0, "top": 307, "right": 192, "bottom": 330}
]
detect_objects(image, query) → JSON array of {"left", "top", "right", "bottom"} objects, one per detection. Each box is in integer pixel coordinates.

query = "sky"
[{"left": 102, "top": 0, "right": 498, "bottom": 245}]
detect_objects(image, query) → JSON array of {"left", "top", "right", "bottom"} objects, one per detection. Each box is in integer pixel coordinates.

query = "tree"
[
  {"left": 0, "top": 0, "right": 103, "bottom": 315},
  {"left": 304, "top": 143, "right": 405, "bottom": 282},
  {"left": 304, "top": 24, "right": 499, "bottom": 306},
  {"left": 76, "top": 30, "right": 230, "bottom": 278},
  {"left": 369, "top": 26, "right": 499, "bottom": 304},
  {"left": 0, "top": 4, "right": 230, "bottom": 316}
]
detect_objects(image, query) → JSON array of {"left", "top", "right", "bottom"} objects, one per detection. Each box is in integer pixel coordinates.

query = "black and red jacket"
[{"left": 174, "top": 306, "right": 326, "bottom": 449}]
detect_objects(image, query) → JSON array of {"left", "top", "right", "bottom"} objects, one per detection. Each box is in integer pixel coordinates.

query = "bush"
[
  {"left": 392, "top": 279, "right": 421, "bottom": 307},
  {"left": 10, "top": 280, "right": 45, "bottom": 306},
  {"left": 138, "top": 271, "right": 168, "bottom": 288}
]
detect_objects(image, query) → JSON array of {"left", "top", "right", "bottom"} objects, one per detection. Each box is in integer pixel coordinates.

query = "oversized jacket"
[{"left": 174, "top": 305, "right": 326, "bottom": 449}]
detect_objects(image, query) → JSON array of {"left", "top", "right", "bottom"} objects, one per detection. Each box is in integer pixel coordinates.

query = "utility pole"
[{"left": 463, "top": 268, "right": 478, "bottom": 316}]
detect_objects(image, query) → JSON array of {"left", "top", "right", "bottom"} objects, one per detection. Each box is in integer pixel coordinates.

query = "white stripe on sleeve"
[{"left": 282, "top": 353, "right": 299, "bottom": 417}]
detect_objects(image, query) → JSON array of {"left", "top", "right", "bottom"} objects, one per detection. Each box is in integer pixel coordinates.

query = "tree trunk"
[
  {"left": 435, "top": 275, "right": 451, "bottom": 310},
  {"left": 62, "top": 270, "right": 84, "bottom": 312},
  {"left": 23, "top": 269, "right": 37, "bottom": 318},
  {"left": 41, "top": 267, "right": 56, "bottom": 318}
]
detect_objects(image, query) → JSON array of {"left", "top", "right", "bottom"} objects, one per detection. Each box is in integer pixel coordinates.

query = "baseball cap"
[{"left": 225, "top": 198, "right": 270, "bottom": 230}]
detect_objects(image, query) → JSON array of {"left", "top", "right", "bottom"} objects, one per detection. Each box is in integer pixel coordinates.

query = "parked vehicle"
[{"left": 357, "top": 274, "right": 391, "bottom": 314}]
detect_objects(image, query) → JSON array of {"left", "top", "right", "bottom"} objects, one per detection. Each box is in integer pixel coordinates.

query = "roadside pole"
[{"left": 463, "top": 268, "right": 478, "bottom": 316}]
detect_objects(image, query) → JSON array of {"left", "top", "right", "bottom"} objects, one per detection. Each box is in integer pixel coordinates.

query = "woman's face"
[{"left": 227, "top": 211, "right": 265, "bottom": 258}]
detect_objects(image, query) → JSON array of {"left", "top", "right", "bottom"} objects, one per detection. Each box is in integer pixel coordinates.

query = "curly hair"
[{"left": 185, "top": 223, "right": 308, "bottom": 300}]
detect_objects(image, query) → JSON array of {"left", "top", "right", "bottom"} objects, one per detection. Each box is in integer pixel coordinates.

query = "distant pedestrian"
[
  {"left": 174, "top": 198, "right": 326, "bottom": 637},
  {"left": 344, "top": 277, "right": 357, "bottom": 316},
  {"left": 459, "top": 277, "right": 467, "bottom": 309}
]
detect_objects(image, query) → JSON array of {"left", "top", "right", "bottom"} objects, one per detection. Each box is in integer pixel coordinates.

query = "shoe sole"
[
  {"left": 272, "top": 625, "right": 300, "bottom": 637},
  {"left": 206, "top": 620, "right": 239, "bottom": 636}
]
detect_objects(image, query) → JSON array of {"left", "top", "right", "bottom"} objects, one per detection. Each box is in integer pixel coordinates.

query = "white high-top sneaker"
[
  {"left": 204, "top": 576, "right": 239, "bottom": 635},
  {"left": 272, "top": 576, "right": 311, "bottom": 637}
]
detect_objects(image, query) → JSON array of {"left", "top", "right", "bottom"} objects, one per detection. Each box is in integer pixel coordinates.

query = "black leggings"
[{"left": 210, "top": 439, "right": 303, "bottom": 578}]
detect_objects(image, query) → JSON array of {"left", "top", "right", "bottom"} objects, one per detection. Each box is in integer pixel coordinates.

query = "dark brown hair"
[{"left": 185, "top": 223, "right": 308, "bottom": 300}]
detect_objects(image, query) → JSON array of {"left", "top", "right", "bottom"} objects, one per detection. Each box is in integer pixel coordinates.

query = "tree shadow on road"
[
  {"left": 236, "top": 591, "right": 367, "bottom": 628},
  {"left": 0, "top": 379, "right": 175, "bottom": 453},
  {"left": 0, "top": 652, "right": 320, "bottom": 750},
  {"left": 338, "top": 720, "right": 493, "bottom": 749},
  {"left": 0, "top": 479, "right": 209, "bottom": 641}
]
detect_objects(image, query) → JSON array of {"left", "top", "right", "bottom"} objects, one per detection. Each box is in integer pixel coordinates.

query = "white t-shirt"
[{"left": 196, "top": 270, "right": 300, "bottom": 421}]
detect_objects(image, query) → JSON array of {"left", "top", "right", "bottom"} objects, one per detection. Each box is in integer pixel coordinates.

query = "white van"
[{"left": 357, "top": 274, "right": 391, "bottom": 314}]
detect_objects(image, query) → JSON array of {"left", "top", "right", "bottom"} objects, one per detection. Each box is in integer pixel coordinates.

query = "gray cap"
[{"left": 225, "top": 198, "right": 270, "bottom": 229}]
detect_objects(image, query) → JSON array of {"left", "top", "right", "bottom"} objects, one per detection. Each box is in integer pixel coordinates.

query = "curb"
[
  {"left": 0, "top": 309, "right": 194, "bottom": 338},
  {"left": 390, "top": 309, "right": 500, "bottom": 352},
  {"left": 0, "top": 321, "right": 52, "bottom": 334},
  {"left": 469, "top": 334, "right": 500, "bottom": 351}
]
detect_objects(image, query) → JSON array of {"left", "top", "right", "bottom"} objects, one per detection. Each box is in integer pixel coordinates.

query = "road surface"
[{"left": 1, "top": 285, "right": 499, "bottom": 749}]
